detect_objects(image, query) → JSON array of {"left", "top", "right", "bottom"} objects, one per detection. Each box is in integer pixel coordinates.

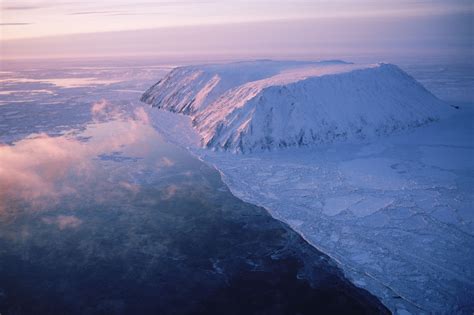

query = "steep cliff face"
[{"left": 143, "top": 60, "right": 447, "bottom": 152}]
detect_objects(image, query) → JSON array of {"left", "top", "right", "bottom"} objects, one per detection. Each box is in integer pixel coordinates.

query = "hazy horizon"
[{"left": 1, "top": 0, "right": 472, "bottom": 62}]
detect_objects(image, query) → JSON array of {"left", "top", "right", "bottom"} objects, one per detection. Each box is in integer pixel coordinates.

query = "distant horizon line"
[
  {"left": 1, "top": 17, "right": 319, "bottom": 42},
  {"left": 1, "top": 13, "right": 471, "bottom": 64},
  {"left": 2, "top": 53, "right": 471, "bottom": 66},
  {"left": 2, "top": 10, "right": 471, "bottom": 43}
]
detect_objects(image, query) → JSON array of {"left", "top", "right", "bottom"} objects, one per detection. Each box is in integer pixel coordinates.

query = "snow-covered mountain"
[
  {"left": 142, "top": 60, "right": 447, "bottom": 152},
  {"left": 143, "top": 61, "right": 473, "bottom": 313}
]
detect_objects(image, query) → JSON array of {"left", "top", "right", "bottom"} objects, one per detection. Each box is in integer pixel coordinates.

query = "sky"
[{"left": 0, "top": 0, "right": 472, "bottom": 61}]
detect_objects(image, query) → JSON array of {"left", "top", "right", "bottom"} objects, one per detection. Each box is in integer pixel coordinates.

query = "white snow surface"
[
  {"left": 143, "top": 60, "right": 474, "bottom": 314},
  {"left": 142, "top": 60, "right": 448, "bottom": 152}
]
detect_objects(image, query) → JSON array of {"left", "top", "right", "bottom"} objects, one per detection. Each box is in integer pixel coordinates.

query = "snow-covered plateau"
[
  {"left": 142, "top": 60, "right": 474, "bottom": 314},
  {"left": 142, "top": 60, "right": 448, "bottom": 152}
]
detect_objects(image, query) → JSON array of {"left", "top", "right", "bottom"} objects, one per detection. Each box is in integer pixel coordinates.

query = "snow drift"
[{"left": 142, "top": 60, "right": 446, "bottom": 152}]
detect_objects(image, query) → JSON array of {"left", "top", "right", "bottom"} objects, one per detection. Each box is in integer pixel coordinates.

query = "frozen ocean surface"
[{"left": 143, "top": 60, "right": 474, "bottom": 314}]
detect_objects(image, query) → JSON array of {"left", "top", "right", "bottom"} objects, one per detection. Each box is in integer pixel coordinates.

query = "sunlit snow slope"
[{"left": 142, "top": 60, "right": 447, "bottom": 152}]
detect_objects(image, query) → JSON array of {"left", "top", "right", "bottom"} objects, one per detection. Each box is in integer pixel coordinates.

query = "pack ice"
[{"left": 142, "top": 60, "right": 474, "bottom": 314}]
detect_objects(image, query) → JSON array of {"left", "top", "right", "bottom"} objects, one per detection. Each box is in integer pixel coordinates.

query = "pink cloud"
[
  {"left": 91, "top": 99, "right": 122, "bottom": 121},
  {"left": 156, "top": 156, "right": 175, "bottom": 169},
  {"left": 0, "top": 133, "right": 90, "bottom": 212},
  {"left": 119, "top": 181, "right": 140, "bottom": 194},
  {"left": 42, "top": 215, "right": 83, "bottom": 230},
  {"left": 0, "top": 113, "right": 160, "bottom": 214},
  {"left": 133, "top": 107, "right": 150, "bottom": 125},
  {"left": 162, "top": 184, "right": 178, "bottom": 200}
]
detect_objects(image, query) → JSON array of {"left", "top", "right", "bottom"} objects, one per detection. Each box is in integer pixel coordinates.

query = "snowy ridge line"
[{"left": 142, "top": 60, "right": 448, "bottom": 153}]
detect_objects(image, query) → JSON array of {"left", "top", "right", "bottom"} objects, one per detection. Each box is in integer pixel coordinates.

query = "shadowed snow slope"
[{"left": 142, "top": 60, "right": 448, "bottom": 152}]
